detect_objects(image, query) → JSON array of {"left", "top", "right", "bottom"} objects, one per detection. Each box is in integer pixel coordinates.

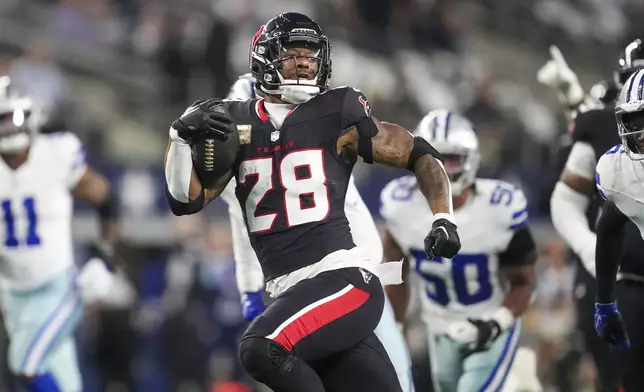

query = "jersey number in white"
[
  {"left": 240, "top": 150, "right": 330, "bottom": 233},
  {"left": 411, "top": 250, "right": 492, "bottom": 306},
  {"left": 2, "top": 197, "right": 41, "bottom": 248}
]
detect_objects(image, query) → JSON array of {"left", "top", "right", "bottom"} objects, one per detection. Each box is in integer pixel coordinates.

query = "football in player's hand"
[{"left": 190, "top": 104, "right": 240, "bottom": 188}]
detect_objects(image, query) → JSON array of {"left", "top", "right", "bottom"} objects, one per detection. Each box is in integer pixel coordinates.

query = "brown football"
[{"left": 189, "top": 105, "right": 239, "bottom": 188}]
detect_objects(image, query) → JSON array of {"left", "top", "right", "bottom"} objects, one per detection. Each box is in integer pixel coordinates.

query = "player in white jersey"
[
  {"left": 220, "top": 74, "right": 415, "bottom": 391},
  {"left": 593, "top": 68, "right": 644, "bottom": 350},
  {"left": 381, "top": 110, "right": 538, "bottom": 392},
  {"left": 0, "top": 77, "right": 118, "bottom": 392}
]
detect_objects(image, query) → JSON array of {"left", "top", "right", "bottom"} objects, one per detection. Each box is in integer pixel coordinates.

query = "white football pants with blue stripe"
[
  {"left": 428, "top": 319, "right": 522, "bottom": 392},
  {"left": 1, "top": 267, "right": 83, "bottom": 391},
  {"left": 375, "top": 296, "right": 415, "bottom": 392}
]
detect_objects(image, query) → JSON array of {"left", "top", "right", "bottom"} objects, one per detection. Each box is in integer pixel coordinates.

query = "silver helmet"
[
  {"left": 414, "top": 109, "right": 480, "bottom": 196},
  {"left": 0, "top": 76, "right": 41, "bottom": 153},
  {"left": 615, "top": 68, "right": 644, "bottom": 160}
]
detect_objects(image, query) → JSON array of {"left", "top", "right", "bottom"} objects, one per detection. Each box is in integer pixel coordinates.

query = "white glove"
[
  {"left": 446, "top": 320, "right": 479, "bottom": 344},
  {"left": 77, "top": 258, "right": 115, "bottom": 304},
  {"left": 537, "top": 45, "right": 585, "bottom": 107},
  {"left": 446, "top": 307, "right": 515, "bottom": 354}
]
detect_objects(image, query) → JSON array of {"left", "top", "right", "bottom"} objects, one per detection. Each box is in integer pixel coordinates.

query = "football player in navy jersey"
[{"left": 164, "top": 12, "right": 461, "bottom": 392}]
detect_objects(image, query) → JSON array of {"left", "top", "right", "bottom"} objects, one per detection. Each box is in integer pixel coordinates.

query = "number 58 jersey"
[
  {"left": 0, "top": 133, "right": 86, "bottom": 291},
  {"left": 380, "top": 176, "right": 532, "bottom": 332}
]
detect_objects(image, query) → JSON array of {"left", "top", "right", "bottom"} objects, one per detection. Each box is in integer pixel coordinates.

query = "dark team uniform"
[
  {"left": 222, "top": 87, "right": 402, "bottom": 392},
  {"left": 557, "top": 105, "right": 644, "bottom": 392},
  {"left": 225, "top": 87, "right": 364, "bottom": 281}
]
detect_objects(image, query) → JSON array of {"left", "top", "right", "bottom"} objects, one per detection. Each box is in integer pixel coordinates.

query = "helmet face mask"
[
  {"left": 443, "top": 152, "right": 468, "bottom": 185},
  {"left": 0, "top": 77, "right": 39, "bottom": 154},
  {"left": 414, "top": 110, "right": 480, "bottom": 197},
  {"left": 617, "top": 109, "right": 644, "bottom": 159},
  {"left": 251, "top": 13, "right": 331, "bottom": 104}
]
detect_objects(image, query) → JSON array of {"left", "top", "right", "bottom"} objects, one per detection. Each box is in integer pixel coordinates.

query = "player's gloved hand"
[
  {"left": 89, "top": 241, "right": 116, "bottom": 272},
  {"left": 171, "top": 98, "right": 236, "bottom": 142},
  {"left": 536, "top": 45, "right": 585, "bottom": 107},
  {"left": 425, "top": 215, "right": 461, "bottom": 259},
  {"left": 594, "top": 302, "right": 630, "bottom": 348},
  {"left": 241, "top": 291, "right": 266, "bottom": 321},
  {"left": 462, "top": 318, "right": 503, "bottom": 355},
  {"left": 77, "top": 258, "right": 115, "bottom": 304},
  {"left": 447, "top": 307, "right": 514, "bottom": 355}
]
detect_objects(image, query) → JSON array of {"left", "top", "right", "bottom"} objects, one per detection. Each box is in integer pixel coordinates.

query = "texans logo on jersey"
[{"left": 358, "top": 96, "right": 371, "bottom": 117}]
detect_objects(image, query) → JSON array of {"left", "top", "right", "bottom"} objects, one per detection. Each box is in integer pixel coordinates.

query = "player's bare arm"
[
  {"left": 339, "top": 120, "right": 451, "bottom": 215},
  {"left": 339, "top": 117, "right": 460, "bottom": 258},
  {"left": 500, "top": 261, "right": 536, "bottom": 317},
  {"left": 73, "top": 168, "right": 119, "bottom": 245},
  {"left": 550, "top": 139, "right": 599, "bottom": 275},
  {"left": 560, "top": 169, "right": 595, "bottom": 195},
  {"left": 595, "top": 200, "right": 628, "bottom": 303},
  {"left": 163, "top": 138, "right": 233, "bottom": 210},
  {"left": 382, "top": 228, "right": 410, "bottom": 323},
  {"left": 164, "top": 99, "right": 237, "bottom": 216}
]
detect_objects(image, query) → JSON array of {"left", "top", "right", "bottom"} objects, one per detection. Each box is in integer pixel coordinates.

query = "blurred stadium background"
[{"left": 0, "top": 0, "right": 641, "bottom": 391}]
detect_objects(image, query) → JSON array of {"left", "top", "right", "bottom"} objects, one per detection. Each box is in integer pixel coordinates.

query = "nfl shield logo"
[{"left": 271, "top": 130, "right": 280, "bottom": 142}]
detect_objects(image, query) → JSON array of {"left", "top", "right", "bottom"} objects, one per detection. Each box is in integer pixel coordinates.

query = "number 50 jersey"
[{"left": 380, "top": 176, "right": 535, "bottom": 332}]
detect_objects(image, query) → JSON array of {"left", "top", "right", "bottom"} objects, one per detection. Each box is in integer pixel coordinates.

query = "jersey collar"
[{"left": 255, "top": 98, "right": 298, "bottom": 123}]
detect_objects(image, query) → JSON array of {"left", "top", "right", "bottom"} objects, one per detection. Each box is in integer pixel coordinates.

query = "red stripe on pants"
[{"left": 272, "top": 286, "right": 370, "bottom": 351}]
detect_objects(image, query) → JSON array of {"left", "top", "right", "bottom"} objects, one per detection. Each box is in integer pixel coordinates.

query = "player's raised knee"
[{"left": 238, "top": 336, "right": 290, "bottom": 379}]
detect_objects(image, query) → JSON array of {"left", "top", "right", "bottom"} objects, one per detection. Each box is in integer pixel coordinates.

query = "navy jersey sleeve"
[
  {"left": 340, "top": 87, "right": 372, "bottom": 128},
  {"left": 571, "top": 107, "right": 619, "bottom": 161},
  {"left": 339, "top": 87, "right": 378, "bottom": 163},
  {"left": 498, "top": 227, "right": 537, "bottom": 267},
  {"left": 572, "top": 110, "right": 602, "bottom": 143}
]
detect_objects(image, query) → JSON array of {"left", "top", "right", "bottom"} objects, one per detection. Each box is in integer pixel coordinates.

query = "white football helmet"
[
  {"left": 0, "top": 76, "right": 41, "bottom": 153},
  {"left": 615, "top": 68, "right": 644, "bottom": 160},
  {"left": 414, "top": 109, "right": 480, "bottom": 196}
]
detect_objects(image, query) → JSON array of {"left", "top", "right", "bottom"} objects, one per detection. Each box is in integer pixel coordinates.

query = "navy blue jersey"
[{"left": 222, "top": 87, "right": 372, "bottom": 280}]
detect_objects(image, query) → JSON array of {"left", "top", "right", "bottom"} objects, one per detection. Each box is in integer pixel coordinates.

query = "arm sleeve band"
[
  {"left": 165, "top": 129, "right": 193, "bottom": 203},
  {"left": 406, "top": 136, "right": 443, "bottom": 171},
  {"left": 97, "top": 189, "right": 119, "bottom": 220},
  {"left": 355, "top": 116, "right": 378, "bottom": 164},
  {"left": 550, "top": 181, "right": 595, "bottom": 258},
  {"left": 564, "top": 141, "right": 596, "bottom": 180},
  {"left": 165, "top": 185, "right": 204, "bottom": 216}
]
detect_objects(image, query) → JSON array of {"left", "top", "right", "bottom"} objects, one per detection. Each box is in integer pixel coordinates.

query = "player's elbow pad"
[
  {"left": 406, "top": 137, "right": 443, "bottom": 172},
  {"left": 165, "top": 185, "right": 204, "bottom": 216}
]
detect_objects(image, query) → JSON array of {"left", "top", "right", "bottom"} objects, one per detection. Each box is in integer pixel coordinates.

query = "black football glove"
[
  {"left": 89, "top": 241, "right": 116, "bottom": 272},
  {"left": 172, "top": 98, "right": 236, "bottom": 142},
  {"left": 425, "top": 218, "right": 461, "bottom": 259},
  {"left": 462, "top": 319, "right": 502, "bottom": 355},
  {"left": 595, "top": 302, "right": 630, "bottom": 349}
]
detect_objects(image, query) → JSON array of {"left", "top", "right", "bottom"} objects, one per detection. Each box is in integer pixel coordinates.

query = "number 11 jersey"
[
  {"left": 223, "top": 87, "right": 372, "bottom": 281},
  {"left": 380, "top": 177, "right": 533, "bottom": 332},
  {"left": 0, "top": 133, "right": 86, "bottom": 291}
]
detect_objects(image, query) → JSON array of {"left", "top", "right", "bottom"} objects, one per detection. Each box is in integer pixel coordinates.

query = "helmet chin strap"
[{"left": 280, "top": 83, "right": 320, "bottom": 104}]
